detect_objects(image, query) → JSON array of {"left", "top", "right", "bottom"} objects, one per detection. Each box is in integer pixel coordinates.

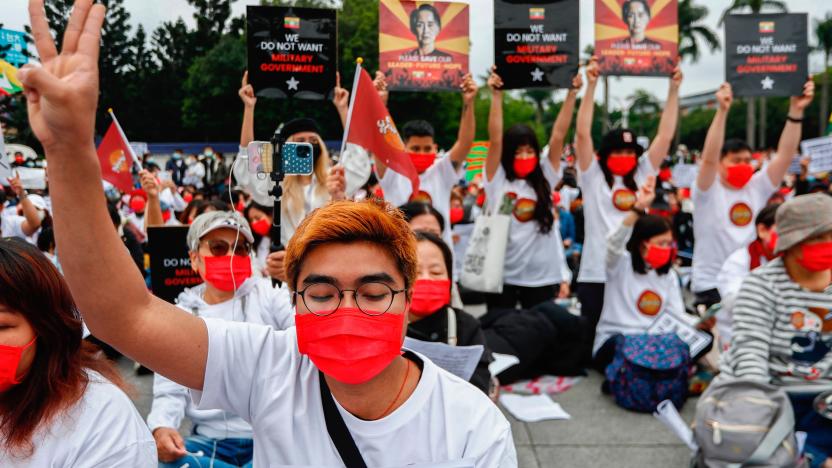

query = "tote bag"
[{"left": 459, "top": 210, "right": 510, "bottom": 293}]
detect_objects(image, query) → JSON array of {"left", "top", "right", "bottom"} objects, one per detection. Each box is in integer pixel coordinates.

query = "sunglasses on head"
[{"left": 201, "top": 239, "right": 252, "bottom": 257}]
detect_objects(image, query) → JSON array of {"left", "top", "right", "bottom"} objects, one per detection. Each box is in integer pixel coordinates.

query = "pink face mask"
[{"left": 0, "top": 337, "right": 37, "bottom": 393}]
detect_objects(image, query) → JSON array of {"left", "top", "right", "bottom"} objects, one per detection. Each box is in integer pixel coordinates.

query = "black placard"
[
  {"left": 494, "top": 0, "right": 579, "bottom": 89},
  {"left": 148, "top": 226, "right": 203, "bottom": 304},
  {"left": 725, "top": 13, "right": 808, "bottom": 97},
  {"left": 246, "top": 5, "right": 337, "bottom": 100}
]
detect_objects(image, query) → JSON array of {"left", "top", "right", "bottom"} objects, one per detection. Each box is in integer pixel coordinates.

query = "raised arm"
[
  {"left": 695, "top": 83, "right": 732, "bottom": 192},
  {"left": 576, "top": 57, "right": 600, "bottom": 172},
  {"left": 19, "top": 0, "right": 207, "bottom": 390},
  {"left": 140, "top": 170, "right": 164, "bottom": 229},
  {"left": 485, "top": 67, "right": 504, "bottom": 182},
  {"left": 607, "top": 176, "right": 655, "bottom": 269},
  {"left": 547, "top": 73, "right": 582, "bottom": 172},
  {"left": 332, "top": 72, "right": 350, "bottom": 128},
  {"left": 766, "top": 79, "right": 814, "bottom": 186},
  {"left": 7, "top": 172, "right": 42, "bottom": 236},
  {"left": 238, "top": 71, "right": 256, "bottom": 147},
  {"left": 371, "top": 71, "right": 390, "bottom": 179},
  {"left": 447, "top": 73, "right": 478, "bottom": 166},
  {"left": 647, "top": 66, "right": 683, "bottom": 170}
]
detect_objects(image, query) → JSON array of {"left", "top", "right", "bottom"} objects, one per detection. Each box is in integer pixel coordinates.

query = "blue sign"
[{"left": 0, "top": 29, "right": 28, "bottom": 68}]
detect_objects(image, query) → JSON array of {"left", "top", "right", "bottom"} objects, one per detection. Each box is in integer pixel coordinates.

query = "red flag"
[
  {"left": 96, "top": 122, "right": 134, "bottom": 193},
  {"left": 342, "top": 65, "right": 419, "bottom": 195}
]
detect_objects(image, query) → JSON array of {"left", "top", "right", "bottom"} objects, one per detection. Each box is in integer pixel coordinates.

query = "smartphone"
[{"left": 246, "top": 141, "right": 314, "bottom": 176}]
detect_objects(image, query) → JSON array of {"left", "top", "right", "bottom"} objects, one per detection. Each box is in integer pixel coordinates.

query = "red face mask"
[
  {"left": 130, "top": 197, "right": 146, "bottom": 214},
  {"left": 410, "top": 279, "right": 451, "bottom": 316},
  {"left": 644, "top": 244, "right": 672, "bottom": 270},
  {"left": 449, "top": 207, "right": 464, "bottom": 225},
  {"left": 251, "top": 218, "right": 271, "bottom": 237},
  {"left": 607, "top": 154, "right": 637, "bottom": 176},
  {"left": 373, "top": 187, "right": 385, "bottom": 200},
  {"left": 0, "top": 337, "right": 37, "bottom": 392},
  {"left": 162, "top": 210, "right": 172, "bottom": 223},
  {"left": 797, "top": 241, "right": 832, "bottom": 272},
  {"left": 203, "top": 255, "right": 252, "bottom": 291},
  {"left": 295, "top": 308, "right": 404, "bottom": 384},
  {"left": 552, "top": 191, "right": 562, "bottom": 206},
  {"left": 476, "top": 192, "right": 486, "bottom": 207},
  {"left": 659, "top": 168, "right": 672, "bottom": 182},
  {"left": 766, "top": 231, "right": 778, "bottom": 255},
  {"left": 410, "top": 152, "right": 436, "bottom": 174},
  {"left": 183, "top": 192, "right": 194, "bottom": 203},
  {"left": 725, "top": 164, "right": 754, "bottom": 189},
  {"left": 513, "top": 157, "right": 538, "bottom": 179}
]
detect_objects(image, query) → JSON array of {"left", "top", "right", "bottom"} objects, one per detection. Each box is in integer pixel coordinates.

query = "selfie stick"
[{"left": 268, "top": 125, "right": 286, "bottom": 287}]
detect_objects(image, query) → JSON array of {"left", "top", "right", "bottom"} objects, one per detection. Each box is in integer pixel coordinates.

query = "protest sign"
[
  {"left": 595, "top": 0, "right": 678, "bottom": 76},
  {"left": 787, "top": 155, "right": 804, "bottom": 175},
  {"left": 148, "top": 226, "right": 203, "bottom": 304},
  {"left": 725, "top": 13, "right": 808, "bottom": 97},
  {"left": 494, "top": 0, "right": 579, "bottom": 89},
  {"left": 0, "top": 59, "right": 22, "bottom": 96},
  {"left": 13, "top": 167, "right": 46, "bottom": 190},
  {"left": 379, "top": 0, "right": 469, "bottom": 92},
  {"left": 247, "top": 5, "right": 337, "bottom": 100},
  {"left": 671, "top": 163, "right": 698, "bottom": 188},
  {"left": 647, "top": 312, "right": 712, "bottom": 357},
  {"left": 0, "top": 29, "right": 28, "bottom": 68},
  {"left": 403, "top": 337, "right": 483, "bottom": 381},
  {"left": 800, "top": 136, "right": 832, "bottom": 175}
]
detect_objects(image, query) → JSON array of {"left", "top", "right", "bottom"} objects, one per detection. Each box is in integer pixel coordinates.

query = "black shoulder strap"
[{"left": 319, "top": 372, "right": 368, "bottom": 468}]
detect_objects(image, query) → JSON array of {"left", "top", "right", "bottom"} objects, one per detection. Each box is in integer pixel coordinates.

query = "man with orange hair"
[{"left": 18, "top": 3, "right": 516, "bottom": 465}]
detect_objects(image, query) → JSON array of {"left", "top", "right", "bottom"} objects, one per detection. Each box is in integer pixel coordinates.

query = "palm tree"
[
  {"left": 720, "top": 0, "right": 788, "bottom": 148},
  {"left": 524, "top": 89, "right": 552, "bottom": 129},
  {"left": 816, "top": 13, "right": 832, "bottom": 135},
  {"left": 628, "top": 89, "right": 661, "bottom": 136},
  {"left": 677, "top": 0, "right": 720, "bottom": 146}
]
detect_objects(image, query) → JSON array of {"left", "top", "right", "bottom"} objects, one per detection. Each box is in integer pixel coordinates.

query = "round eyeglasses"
[{"left": 295, "top": 282, "right": 407, "bottom": 316}]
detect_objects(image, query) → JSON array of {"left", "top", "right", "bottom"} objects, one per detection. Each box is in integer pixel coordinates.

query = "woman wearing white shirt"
[
  {"left": 482, "top": 68, "right": 578, "bottom": 311},
  {"left": 575, "top": 57, "right": 682, "bottom": 361},
  {"left": 0, "top": 239, "right": 155, "bottom": 466},
  {"left": 591, "top": 177, "right": 687, "bottom": 371}
]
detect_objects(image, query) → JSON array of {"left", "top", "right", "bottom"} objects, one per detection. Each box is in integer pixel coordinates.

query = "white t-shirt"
[
  {"left": 593, "top": 224, "right": 686, "bottom": 354},
  {"left": 1, "top": 211, "right": 28, "bottom": 240},
  {"left": 191, "top": 318, "right": 517, "bottom": 467},
  {"left": 483, "top": 160, "right": 566, "bottom": 287},
  {"left": 715, "top": 246, "right": 773, "bottom": 348},
  {"left": 0, "top": 371, "right": 156, "bottom": 467},
  {"left": 577, "top": 156, "right": 656, "bottom": 283},
  {"left": 381, "top": 152, "right": 460, "bottom": 249},
  {"left": 691, "top": 171, "right": 776, "bottom": 292}
]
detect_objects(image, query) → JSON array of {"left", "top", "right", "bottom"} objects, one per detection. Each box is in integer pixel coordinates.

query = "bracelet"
[{"left": 786, "top": 115, "right": 803, "bottom": 123}]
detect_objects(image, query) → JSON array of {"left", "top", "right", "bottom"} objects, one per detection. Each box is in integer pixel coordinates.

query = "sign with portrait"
[
  {"left": 494, "top": 0, "right": 580, "bottom": 89},
  {"left": 595, "top": 0, "right": 678, "bottom": 76},
  {"left": 379, "top": 0, "right": 470, "bottom": 92}
]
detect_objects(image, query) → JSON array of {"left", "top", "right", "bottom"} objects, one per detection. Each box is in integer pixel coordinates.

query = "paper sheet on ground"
[
  {"left": 403, "top": 337, "right": 483, "bottom": 381},
  {"left": 499, "top": 394, "right": 571, "bottom": 422},
  {"left": 488, "top": 353, "right": 519, "bottom": 377},
  {"left": 647, "top": 312, "right": 712, "bottom": 357},
  {"left": 501, "top": 375, "right": 583, "bottom": 395},
  {"left": 653, "top": 399, "right": 698, "bottom": 452}
]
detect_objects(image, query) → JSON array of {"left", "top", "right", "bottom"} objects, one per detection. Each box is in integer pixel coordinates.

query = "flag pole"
[
  {"left": 339, "top": 58, "right": 364, "bottom": 157},
  {"left": 108, "top": 108, "right": 143, "bottom": 173}
]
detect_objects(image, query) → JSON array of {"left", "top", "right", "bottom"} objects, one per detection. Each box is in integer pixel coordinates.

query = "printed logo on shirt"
[
  {"left": 788, "top": 309, "right": 832, "bottom": 369},
  {"left": 729, "top": 202, "right": 753, "bottom": 227},
  {"left": 409, "top": 190, "right": 433, "bottom": 204},
  {"left": 513, "top": 198, "right": 537, "bottom": 223},
  {"left": 636, "top": 290, "right": 663, "bottom": 316},
  {"left": 612, "top": 188, "right": 636, "bottom": 212}
]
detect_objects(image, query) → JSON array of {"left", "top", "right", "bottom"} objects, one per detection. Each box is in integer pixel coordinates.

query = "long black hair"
[
  {"left": 399, "top": 202, "right": 446, "bottom": 234},
  {"left": 414, "top": 230, "right": 453, "bottom": 289},
  {"left": 500, "top": 124, "right": 554, "bottom": 234},
  {"left": 626, "top": 214, "right": 673, "bottom": 275},
  {"left": 243, "top": 200, "right": 273, "bottom": 245}
]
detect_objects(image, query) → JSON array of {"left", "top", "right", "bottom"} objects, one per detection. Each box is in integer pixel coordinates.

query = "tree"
[
  {"left": 720, "top": 0, "right": 789, "bottom": 148},
  {"left": 97, "top": 0, "right": 134, "bottom": 134},
  {"left": 189, "top": 0, "right": 234, "bottom": 56},
  {"left": 524, "top": 89, "right": 552, "bottom": 129},
  {"left": 815, "top": 13, "right": 832, "bottom": 135},
  {"left": 627, "top": 89, "right": 661, "bottom": 137},
  {"left": 678, "top": 0, "right": 720, "bottom": 63}
]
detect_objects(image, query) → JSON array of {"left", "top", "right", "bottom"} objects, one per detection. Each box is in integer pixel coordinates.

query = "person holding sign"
[
  {"left": 16, "top": 3, "right": 516, "bottom": 465},
  {"left": 369, "top": 71, "right": 477, "bottom": 251},
  {"left": 721, "top": 194, "right": 832, "bottom": 468},
  {"left": 574, "top": 57, "right": 682, "bottom": 359},
  {"left": 592, "top": 176, "right": 708, "bottom": 371},
  {"left": 691, "top": 80, "right": 814, "bottom": 309},
  {"left": 482, "top": 67, "right": 578, "bottom": 310},
  {"left": 147, "top": 211, "right": 294, "bottom": 467},
  {"left": 1, "top": 171, "right": 46, "bottom": 242}
]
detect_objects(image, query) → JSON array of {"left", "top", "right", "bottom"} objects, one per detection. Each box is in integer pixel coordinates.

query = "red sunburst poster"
[
  {"left": 379, "top": 0, "right": 470, "bottom": 92},
  {"left": 595, "top": 0, "right": 678, "bottom": 76}
]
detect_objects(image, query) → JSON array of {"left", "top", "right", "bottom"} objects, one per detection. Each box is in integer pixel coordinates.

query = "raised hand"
[
  {"left": 266, "top": 250, "right": 287, "bottom": 283},
  {"left": 18, "top": 0, "right": 105, "bottom": 154},
  {"left": 790, "top": 78, "right": 815, "bottom": 113},
  {"left": 570, "top": 72, "right": 583, "bottom": 92},
  {"left": 585, "top": 56, "right": 600, "bottom": 85},
  {"left": 634, "top": 176, "right": 656, "bottom": 211},
  {"left": 238, "top": 70, "right": 257, "bottom": 108},
  {"left": 487, "top": 66, "right": 503, "bottom": 94},
  {"left": 715, "top": 83, "right": 733, "bottom": 111},
  {"left": 332, "top": 72, "right": 350, "bottom": 114},
  {"left": 139, "top": 170, "right": 160, "bottom": 198},
  {"left": 460, "top": 73, "right": 478, "bottom": 104},
  {"left": 373, "top": 71, "right": 389, "bottom": 105},
  {"left": 326, "top": 165, "right": 346, "bottom": 201},
  {"left": 669, "top": 64, "right": 683, "bottom": 91},
  {"left": 7, "top": 171, "right": 25, "bottom": 197}
]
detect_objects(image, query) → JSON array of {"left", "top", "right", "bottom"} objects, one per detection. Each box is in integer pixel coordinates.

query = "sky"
[{"left": 2, "top": 0, "right": 831, "bottom": 108}]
